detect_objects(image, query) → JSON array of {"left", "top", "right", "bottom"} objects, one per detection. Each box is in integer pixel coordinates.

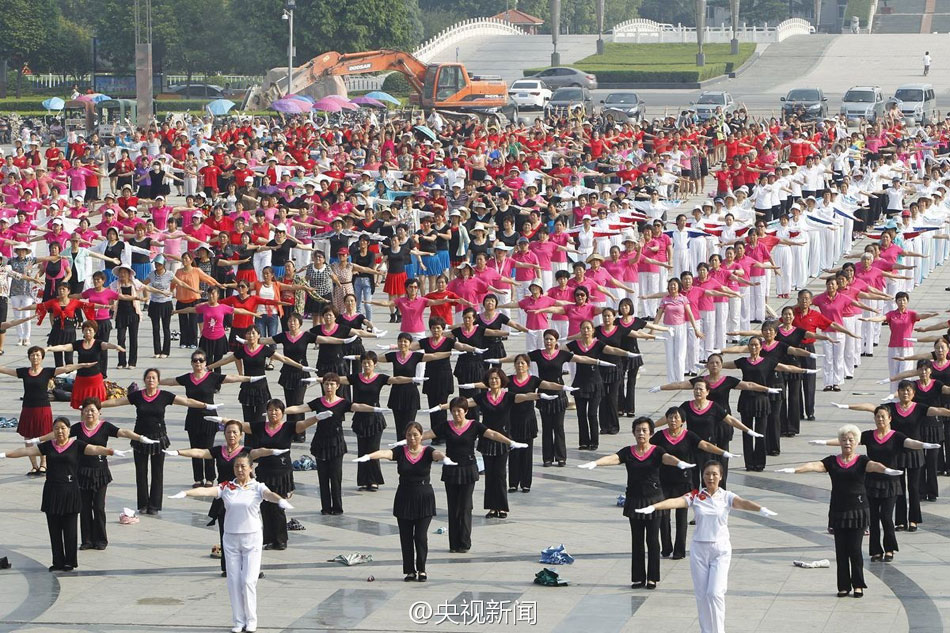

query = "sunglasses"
[{"left": 191, "top": 358, "right": 206, "bottom": 363}]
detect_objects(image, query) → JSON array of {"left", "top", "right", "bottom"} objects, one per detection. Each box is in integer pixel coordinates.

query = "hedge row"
[
  {"left": 522, "top": 64, "right": 732, "bottom": 84},
  {"left": 844, "top": 0, "right": 873, "bottom": 27}
]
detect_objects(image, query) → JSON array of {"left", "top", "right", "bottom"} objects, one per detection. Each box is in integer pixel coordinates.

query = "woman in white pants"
[
  {"left": 860, "top": 291, "right": 936, "bottom": 392},
  {"left": 634, "top": 460, "right": 776, "bottom": 633},
  {"left": 170, "top": 454, "right": 292, "bottom": 633},
  {"left": 655, "top": 278, "right": 704, "bottom": 383}
]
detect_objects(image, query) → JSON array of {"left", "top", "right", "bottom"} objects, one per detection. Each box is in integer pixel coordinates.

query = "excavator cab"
[{"left": 421, "top": 64, "right": 469, "bottom": 105}]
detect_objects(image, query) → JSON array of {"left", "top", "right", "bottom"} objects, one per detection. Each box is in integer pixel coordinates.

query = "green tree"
[
  {"left": 638, "top": 0, "right": 695, "bottom": 25},
  {"left": 34, "top": 16, "right": 94, "bottom": 79},
  {"left": 0, "top": 0, "right": 59, "bottom": 97}
]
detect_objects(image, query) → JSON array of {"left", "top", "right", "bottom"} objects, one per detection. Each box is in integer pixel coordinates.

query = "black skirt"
[
  {"left": 623, "top": 491, "right": 664, "bottom": 520},
  {"left": 537, "top": 392, "right": 568, "bottom": 414},
  {"left": 896, "top": 447, "right": 924, "bottom": 470},
  {"left": 738, "top": 392, "right": 770, "bottom": 417},
  {"left": 510, "top": 410, "right": 538, "bottom": 441},
  {"left": 131, "top": 434, "right": 171, "bottom": 455},
  {"left": 200, "top": 336, "right": 229, "bottom": 360},
  {"left": 919, "top": 420, "right": 944, "bottom": 443},
  {"left": 454, "top": 355, "right": 485, "bottom": 383},
  {"left": 393, "top": 481, "right": 437, "bottom": 519},
  {"left": 574, "top": 377, "right": 604, "bottom": 399},
  {"left": 865, "top": 475, "right": 900, "bottom": 499},
  {"left": 829, "top": 507, "right": 869, "bottom": 530},
  {"left": 351, "top": 412, "right": 386, "bottom": 438},
  {"left": 42, "top": 482, "right": 82, "bottom": 514},
  {"left": 477, "top": 436, "right": 509, "bottom": 457},
  {"left": 278, "top": 366, "right": 309, "bottom": 390},
  {"left": 310, "top": 434, "right": 347, "bottom": 461},
  {"left": 238, "top": 380, "right": 271, "bottom": 408},
  {"left": 485, "top": 338, "right": 506, "bottom": 361},
  {"left": 78, "top": 463, "right": 112, "bottom": 490},
  {"left": 598, "top": 363, "right": 621, "bottom": 384},
  {"left": 441, "top": 463, "right": 479, "bottom": 485},
  {"left": 388, "top": 383, "right": 420, "bottom": 410},
  {"left": 423, "top": 370, "right": 454, "bottom": 401},
  {"left": 256, "top": 468, "right": 295, "bottom": 496}
]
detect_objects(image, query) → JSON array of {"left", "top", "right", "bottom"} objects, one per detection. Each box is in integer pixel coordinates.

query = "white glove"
[
  {"left": 722, "top": 451, "right": 740, "bottom": 459},
  {"left": 316, "top": 411, "right": 333, "bottom": 420},
  {"left": 270, "top": 448, "right": 290, "bottom": 456},
  {"left": 648, "top": 385, "right": 661, "bottom": 393},
  {"left": 507, "top": 330, "right": 522, "bottom": 336},
  {"left": 376, "top": 344, "right": 392, "bottom": 350},
  {"left": 458, "top": 382, "right": 475, "bottom": 389},
  {"left": 473, "top": 347, "right": 488, "bottom": 354},
  {"left": 389, "top": 439, "right": 407, "bottom": 448},
  {"left": 249, "top": 375, "right": 266, "bottom": 382},
  {"left": 876, "top": 377, "right": 892, "bottom": 385},
  {"left": 831, "top": 403, "right": 848, "bottom": 409},
  {"left": 277, "top": 498, "right": 294, "bottom": 510},
  {"left": 442, "top": 456, "right": 458, "bottom": 466},
  {"left": 162, "top": 449, "right": 179, "bottom": 456},
  {"left": 411, "top": 377, "right": 428, "bottom": 384},
  {"left": 372, "top": 406, "right": 392, "bottom": 413},
  {"left": 204, "top": 416, "right": 224, "bottom": 423},
  {"left": 353, "top": 455, "right": 371, "bottom": 462},
  {"left": 626, "top": 351, "right": 641, "bottom": 358},
  {"left": 302, "top": 377, "right": 319, "bottom": 383},
  {"left": 883, "top": 468, "right": 903, "bottom": 476},
  {"left": 168, "top": 491, "right": 188, "bottom": 499},
  {"left": 759, "top": 507, "right": 777, "bottom": 517},
  {"left": 577, "top": 461, "right": 598, "bottom": 470},
  {"left": 774, "top": 468, "right": 797, "bottom": 474},
  {"left": 803, "top": 368, "right": 818, "bottom": 374},
  {"left": 373, "top": 330, "right": 388, "bottom": 338},
  {"left": 484, "top": 358, "right": 504, "bottom": 364},
  {"left": 235, "top": 336, "right": 246, "bottom": 344},
  {"left": 904, "top": 337, "right": 918, "bottom": 343},
  {"left": 344, "top": 335, "right": 359, "bottom": 343},
  {"left": 138, "top": 436, "right": 159, "bottom": 445},
  {"left": 0, "top": 452, "right": 6, "bottom": 458},
  {"left": 423, "top": 405, "right": 442, "bottom": 414},
  {"left": 205, "top": 403, "right": 221, "bottom": 411},
  {"left": 597, "top": 360, "right": 616, "bottom": 367},
  {"left": 302, "top": 366, "right": 319, "bottom": 373},
  {"left": 767, "top": 387, "right": 782, "bottom": 395},
  {"left": 634, "top": 505, "right": 656, "bottom": 514},
  {"left": 509, "top": 440, "right": 529, "bottom": 449},
  {"left": 562, "top": 386, "right": 578, "bottom": 393},
  {"left": 922, "top": 442, "right": 941, "bottom": 449},
  {"left": 112, "top": 449, "right": 131, "bottom": 457},
  {"left": 709, "top": 349, "right": 722, "bottom": 355},
  {"left": 653, "top": 335, "right": 667, "bottom": 341},
  {"left": 808, "top": 440, "right": 827, "bottom": 446},
  {"left": 676, "top": 461, "right": 695, "bottom": 470},
  {"left": 539, "top": 393, "right": 558, "bottom": 400},
  {"left": 809, "top": 352, "right": 823, "bottom": 359},
  {"left": 26, "top": 437, "right": 40, "bottom": 446},
  {"left": 343, "top": 355, "right": 360, "bottom": 360},
  {"left": 450, "top": 350, "right": 464, "bottom": 357},
  {"left": 746, "top": 430, "right": 764, "bottom": 438}
]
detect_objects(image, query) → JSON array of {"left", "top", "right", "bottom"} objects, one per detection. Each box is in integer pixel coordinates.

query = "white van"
[{"left": 892, "top": 83, "right": 937, "bottom": 125}]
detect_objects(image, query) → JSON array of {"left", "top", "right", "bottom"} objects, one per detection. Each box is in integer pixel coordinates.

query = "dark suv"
[{"left": 781, "top": 88, "right": 827, "bottom": 121}]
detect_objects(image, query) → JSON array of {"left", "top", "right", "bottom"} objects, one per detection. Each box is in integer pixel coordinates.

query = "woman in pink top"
[
  {"left": 862, "top": 291, "right": 936, "bottom": 391},
  {"left": 174, "top": 287, "right": 258, "bottom": 368},
  {"left": 369, "top": 278, "right": 440, "bottom": 339},
  {"left": 655, "top": 278, "right": 703, "bottom": 383},
  {"left": 533, "top": 286, "right": 602, "bottom": 338}
]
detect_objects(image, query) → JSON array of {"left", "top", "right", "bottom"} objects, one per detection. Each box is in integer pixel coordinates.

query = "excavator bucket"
[{"left": 243, "top": 66, "right": 347, "bottom": 111}]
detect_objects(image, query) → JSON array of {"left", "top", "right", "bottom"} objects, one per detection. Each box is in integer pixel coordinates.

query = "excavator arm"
[{"left": 304, "top": 50, "right": 429, "bottom": 93}]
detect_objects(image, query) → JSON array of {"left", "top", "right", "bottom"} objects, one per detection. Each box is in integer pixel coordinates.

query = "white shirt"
[
  {"left": 219, "top": 479, "right": 269, "bottom": 534},
  {"left": 686, "top": 487, "right": 738, "bottom": 544}
]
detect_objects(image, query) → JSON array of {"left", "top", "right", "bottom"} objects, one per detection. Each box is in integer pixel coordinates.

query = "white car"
[{"left": 508, "top": 79, "right": 552, "bottom": 110}]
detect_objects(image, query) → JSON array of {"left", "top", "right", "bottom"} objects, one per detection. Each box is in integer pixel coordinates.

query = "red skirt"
[
  {"left": 17, "top": 406, "right": 52, "bottom": 439},
  {"left": 383, "top": 272, "right": 407, "bottom": 296},
  {"left": 71, "top": 374, "right": 106, "bottom": 410},
  {"left": 236, "top": 269, "right": 258, "bottom": 285}
]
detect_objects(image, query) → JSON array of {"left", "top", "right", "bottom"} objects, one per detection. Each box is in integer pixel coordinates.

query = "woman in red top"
[
  {"left": 26, "top": 282, "right": 103, "bottom": 368},
  {"left": 425, "top": 274, "right": 470, "bottom": 327},
  {"left": 220, "top": 279, "right": 290, "bottom": 351}
]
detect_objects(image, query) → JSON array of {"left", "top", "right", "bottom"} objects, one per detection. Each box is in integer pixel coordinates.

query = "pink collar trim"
[
  {"left": 395, "top": 352, "right": 412, "bottom": 365},
  {"left": 512, "top": 374, "right": 531, "bottom": 387},
  {"left": 705, "top": 375, "right": 726, "bottom": 389},
  {"left": 746, "top": 356, "right": 764, "bottom": 365},
  {"left": 630, "top": 444, "right": 656, "bottom": 461},
  {"left": 286, "top": 331, "right": 304, "bottom": 343},
  {"left": 690, "top": 400, "right": 713, "bottom": 415},
  {"left": 896, "top": 402, "right": 917, "bottom": 415},
  {"left": 542, "top": 349, "right": 561, "bottom": 360},
  {"left": 190, "top": 372, "right": 210, "bottom": 385},
  {"left": 264, "top": 422, "right": 284, "bottom": 437},
  {"left": 81, "top": 421, "right": 105, "bottom": 438},
  {"left": 222, "top": 444, "right": 244, "bottom": 461},
  {"left": 244, "top": 344, "right": 263, "bottom": 357},
  {"left": 142, "top": 390, "right": 161, "bottom": 402},
  {"left": 404, "top": 445, "right": 425, "bottom": 464},
  {"left": 429, "top": 336, "right": 447, "bottom": 348},
  {"left": 663, "top": 428, "right": 686, "bottom": 445},
  {"left": 576, "top": 339, "right": 597, "bottom": 353},
  {"left": 322, "top": 396, "right": 343, "bottom": 407},
  {"left": 322, "top": 323, "right": 339, "bottom": 336},
  {"left": 451, "top": 420, "right": 473, "bottom": 436},
  {"left": 53, "top": 438, "right": 76, "bottom": 453},
  {"left": 359, "top": 373, "right": 378, "bottom": 384},
  {"left": 836, "top": 454, "right": 859, "bottom": 469},
  {"left": 487, "top": 389, "right": 507, "bottom": 406},
  {"left": 874, "top": 429, "right": 896, "bottom": 445}
]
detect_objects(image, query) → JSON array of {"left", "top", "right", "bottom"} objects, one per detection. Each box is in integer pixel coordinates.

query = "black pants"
[
  {"left": 242, "top": 402, "right": 266, "bottom": 424},
  {"left": 922, "top": 444, "right": 940, "bottom": 498},
  {"left": 187, "top": 426, "right": 217, "bottom": 483},
  {"left": 895, "top": 466, "right": 922, "bottom": 526},
  {"left": 629, "top": 515, "right": 660, "bottom": 583},
  {"left": 79, "top": 485, "right": 108, "bottom": 548},
  {"left": 660, "top": 481, "right": 688, "bottom": 558},
  {"left": 765, "top": 392, "right": 782, "bottom": 455},
  {"left": 444, "top": 482, "right": 475, "bottom": 551},
  {"left": 95, "top": 318, "right": 112, "bottom": 378},
  {"left": 481, "top": 454, "right": 509, "bottom": 512},
  {"left": 52, "top": 326, "right": 75, "bottom": 367},
  {"left": 356, "top": 434, "right": 384, "bottom": 487},
  {"left": 619, "top": 363, "right": 640, "bottom": 414},
  {"left": 508, "top": 438, "right": 533, "bottom": 490},
  {"left": 427, "top": 393, "right": 449, "bottom": 444},
  {"left": 283, "top": 384, "right": 308, "bottom": 424},
  {"left": 540, "top": 409, "right": 566, "bottom": 463},
  {"left": 833, "top": 527, "right": 866, "bottom": 592},
  {"left": 868, "top": 495, "right": 898, "bottom": 556},
  {"left": 148, "top": 301, "right": 172, "bottom": 355},
  {"left": 940, "top": 422, "right": 950, "bottom": 472},
  {"left": 260, "top": 498, "right": 287, "bottom": 547},
  {"left": 133, "top": 450, "right": 165, "bottom": 512},
  {"left": 218, "top": 514, "right": 227, "bottom": 572},
  {"left": 715, "top": 434, "right": 731, "bottom": 488},
  {"left": 392, "top": 408, "right": 418, "bottom": 442},
  {"left": 599, "top": 379, "right": 621, "bottom": 434},
  {"left": 46, "top": 512, "right": 78, "bottom": 569},
  {"left": 317, "top": 455, "right": 344, "bottom": 513},
  {"left": 741, "top": 413, "right": 768, "bottom": 470},
  {"left": 575, "top": 394, "right": 601, "bottom": 448},
  {"left": 115, "top": 311, "right": 139, "bottom": 367},
  {"left": 176, "top": 300, "right": 199, "bottom": 347},
  {"left": 800, "top": 347, "right": 816, "bottom": 418},
  {"left": 397, "top": 516, "right": 432, "bottom": 574},
  {"left": 781, "top": 374, "right": 802, "bottom": 435}
]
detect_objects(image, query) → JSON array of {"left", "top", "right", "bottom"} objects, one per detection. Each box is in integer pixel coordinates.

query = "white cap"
[{"left": 275, "top": 223, "right": 288, "bottom": 232}]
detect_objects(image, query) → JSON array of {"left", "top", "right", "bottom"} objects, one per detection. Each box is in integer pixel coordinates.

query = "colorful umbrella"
[
  {"left": 271, "top": 98, "right": 312, "bottom": 114},
  {"left": 205, "top": 99, "right": 235, "bottom": 116},
  {"left": 42, "top": 97, "right": 65, "bottom": 111},
  {"left": 365, "top": 91, "right": 400, "bottom": 105},
  {"left": 285, "top": 94, "right": 315, "bottom": 104},
  {"left": 414, "top": 125, "right": 437, "bottom": 142},
  {"left": 312, "top": 98, "right": 344, "bottom": 112},
  {"left": 351, "top": 96, "right": 385, "bottom": 108},
  {"left": 76, "top": 93, "right": 110, "bottom": 103}
]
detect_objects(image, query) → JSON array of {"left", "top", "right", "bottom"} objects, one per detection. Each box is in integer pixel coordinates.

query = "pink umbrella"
[
  {"left": 272, "top": 98, "right": 312, "bottom": 114},
  {"left": 351, "top": 96, "right": 385, "bottom": 108},
  {"left": 312, "top": 98, "right": 344, "bottom": 112},
  {"left": 77, "top": 93, "right": 110, "bottom": 103},
  {"left": 321, "top": 94, "right": 359, "bottom": 110}
]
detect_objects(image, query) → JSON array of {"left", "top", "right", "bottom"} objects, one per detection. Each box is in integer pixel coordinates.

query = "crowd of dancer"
[{"left": 2, "top": 103, "right": 950, "bottom": 633}]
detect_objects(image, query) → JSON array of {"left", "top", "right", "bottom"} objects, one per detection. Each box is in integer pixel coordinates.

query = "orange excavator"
[{"left": 244, "top": 49, "right": 518, "bottom": 120}]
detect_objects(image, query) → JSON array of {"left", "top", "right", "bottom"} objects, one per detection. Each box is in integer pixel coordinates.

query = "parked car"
[
  {"left": 545, "top": 87, "right": 594, "bottom": 117},
  {"left": 890, "top": 83, "right": 937, "bottom": 125},
  {"left": 167, "top": 83, "right": 228, "bottom": 98},
  {"left": 598, "top": 91, "right": 645, "bottom": 122},
  {"left": 780, "top": 87, "right": 827, "bottom": 121},
  {"left": 508, "top": 79, "right": 552, "bottom": 110},
  {"left": 529, "top": 67, "right": 598, "bottom": 90},
  {"left": 840, "top": 85, "right": 885, "bottom": 123},
  {"left": 692, "top": 91, "right": 735, "bottom": 121}
]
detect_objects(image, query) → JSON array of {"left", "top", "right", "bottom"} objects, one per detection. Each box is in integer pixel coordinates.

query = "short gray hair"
[{"left": 837, "top": 424, "right": 861, "bottom": 442}]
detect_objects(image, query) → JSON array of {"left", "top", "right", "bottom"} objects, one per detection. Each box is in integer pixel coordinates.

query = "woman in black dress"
[
  {"left": 577, "top": 416, "right": 695, "bottom": 589},
  {"left": 900, "top": 360, "right": 949, "bottom": 501},
  {"left": 478, "top": 293, "right": 529, "bottom": 362},
  {"left": 158, "top": 348, "right": 263, "bottom": 487},
  {"left": 810, "top": 406, "right": 939, "bottom": 562},
  {"left": 339, "top": 293, "right": 374, "bottom": 376},
  {"left": 285, "top": 373, "right": 389, "bottom": 515},
  {"left": 719, "top": 337, "right": 812, "bottom": 472},
  {"left": 616, "top": 297, "right": 666, "bottom": 417},
  {"left": 775, "top": 305, "right": 833, "bottom": 436},
  {"left": 379, "top": 334, "right": 425, "bottom": 439},
  {"left": 449, "top": 308, "right": 506, "bottom": 423},
  {"left": 778, "top": 423, "right": 904, "bottom": 597},
  {"left": 355, "top": 421, "right": 453, "bottom": 581},
  {"left": 309, "top": 305, "right": 382, "bottom": 399},
  {"left": 166, "top": 419, "right": 287, "bottom": 574},
  {"left": 329, "top": 352, "right": 427, "bottom": 491},
  {"left": 1, "top": 417, "right": 123, "bottom": 571},
  {"left": 836, "top": 381, "right": 950, "bottom": 531},
  {"left": 100, "top": 368, "right": 216, "bottom": 514},
  {"left": 651, "top": 404, "right": 740, "bottom": 559},
  {"left": 209, "top": 325, "right": 313, "bottom": 423}
]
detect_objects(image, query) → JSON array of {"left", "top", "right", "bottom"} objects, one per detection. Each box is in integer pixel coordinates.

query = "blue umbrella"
[
  {"left": 42, "top": 97, "right": 65, "bottom": 111},
  {"left": 206, "top": 99, "right": 236, "bottom": 116},
  {"left": 366, "top": 91, "right": 400, "bottom": 105}
]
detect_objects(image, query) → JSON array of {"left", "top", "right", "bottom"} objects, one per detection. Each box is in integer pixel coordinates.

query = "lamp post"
[
  {"left": 730, "top": 0, "right": 740, "bottom": 55},
  {"left": 284, "top": 0, "right": 295, "bottom": 97},
  {"left": 551, "top": 0, "right": 561, "bottom": 66},
  {"left": 695, "top": 0, "right": 706, "bottom": 67},
  {"left": 596, "top": 0, "right": 605, "bottom": 55}
]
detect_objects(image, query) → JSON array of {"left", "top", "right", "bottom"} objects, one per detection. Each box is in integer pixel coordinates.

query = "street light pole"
[
  {"left": 730, "top": 0, "right": 740, "bottom": 55},
  {"left": 285, "top": 0, "right": 295, "bottom": 97},
  {"left": 695, "top": 0, "right": 706, "bottom": 67},
  {"left": 550, "top": 0, "right": 561, "bottom": 66},
  {"left": 596, "top": 0, "right": 605, "bottom": 55}
]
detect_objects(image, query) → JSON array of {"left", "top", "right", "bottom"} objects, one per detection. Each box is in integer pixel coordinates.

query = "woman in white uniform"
[
  {"left": 170, "top": 454, "right": 292, "bottom": 633},
  {"left": 635, "top": 460, "right": 776, "bottom": 633}
]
